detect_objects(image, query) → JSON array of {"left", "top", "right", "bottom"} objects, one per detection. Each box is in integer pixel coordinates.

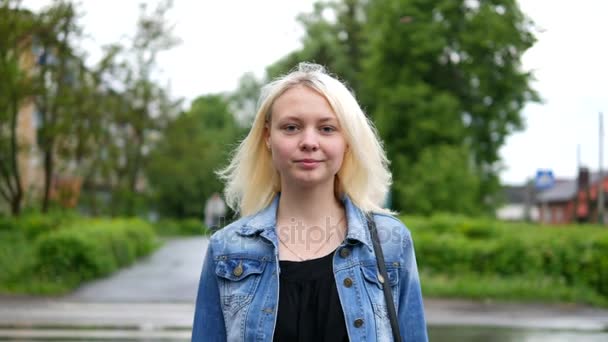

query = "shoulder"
[
  {"left": 370, "top": 212, "right": 415, "bottom": 253},
  {"left": 207, "top": 216, "right": 250, "bottom": 254},
  {"left": 372, "top": 212, "right": 412, "bottom": 237},
  {"left": 209, "top": 216, "right": 250, "bottom": 242},
  {"left": 207, "top": 215, "right": 271, "bottom": 257}
]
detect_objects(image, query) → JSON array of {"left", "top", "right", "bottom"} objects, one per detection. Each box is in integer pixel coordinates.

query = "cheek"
[
  {"left": 327, "top": 141, "right": 347, "bottom": 166},
  {"left": 270, "top": 141, "right": 294, "bottom": 166}
]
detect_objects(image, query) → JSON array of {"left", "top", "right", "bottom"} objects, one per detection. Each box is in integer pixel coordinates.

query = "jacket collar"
[{"left": 237, "top": 193, "right": 373, "bottom": 251}]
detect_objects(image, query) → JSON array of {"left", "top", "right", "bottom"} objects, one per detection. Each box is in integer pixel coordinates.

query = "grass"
[{"left": 421, "top": 271, "right": 608, "bottom": 307}]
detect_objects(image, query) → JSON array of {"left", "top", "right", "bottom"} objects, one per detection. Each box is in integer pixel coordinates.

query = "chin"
[{"left": 288, "top": 173, "right": 334, "bottom": 188}]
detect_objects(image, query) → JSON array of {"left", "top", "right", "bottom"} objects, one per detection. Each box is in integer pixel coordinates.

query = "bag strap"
[{"left": 365, "top": 212, "right": 402, "bottom": 342}]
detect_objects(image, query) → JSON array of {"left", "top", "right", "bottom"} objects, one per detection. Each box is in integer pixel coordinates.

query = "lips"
[{"left": 295, "top": 159, "right": 323, "bottom": 169}]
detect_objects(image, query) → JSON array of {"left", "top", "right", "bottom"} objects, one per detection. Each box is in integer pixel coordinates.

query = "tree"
[
  {"left": 362, "top": 0, "right": 539, "bottom": 213},
  {"left": 398, "top": 144, "right": 481, "bottom": 215},
  {"left": 266, "top": 0, "right": 365, "bottom": 93},
  {"left": 33, "top": 0, "right": 84, "bottom": 212},
  {"left": 265, "top": 0, "right": 539, "bottom": 214},
  {"left": 146, "top": 95, "right": 238, "bottom": 218},
  {"left": 228, "top": 72, "right": 263, "bottom": 127},
  {"left": 0, "top": 1, "right": 37, "bottom": 215},
  {"left": 97, "top": 0, "right": 181, "bottom": 216}
]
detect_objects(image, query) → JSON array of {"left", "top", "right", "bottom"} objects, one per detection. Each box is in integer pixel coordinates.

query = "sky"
[{"left": 21, "top": 0, "right": 608, "bottom": 186}]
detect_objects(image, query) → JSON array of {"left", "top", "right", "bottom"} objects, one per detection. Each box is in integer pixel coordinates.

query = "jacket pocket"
[
  {"left": 215, "top": 257, "right": 267, "bottom": 315},
  {"left": 360, "top": 262, "right": 400, "bottom": 319}
]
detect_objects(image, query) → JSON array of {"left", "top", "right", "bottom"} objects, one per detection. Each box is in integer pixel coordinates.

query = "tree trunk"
[
  {"left": 10, "top": 191, "right": 22, "bottom": 216},
  {"left": 42, "top": 146, "right": 54, "bottom": 212},
  {"left": 9, "top": 97, "right": 23, "bottom": 216}
]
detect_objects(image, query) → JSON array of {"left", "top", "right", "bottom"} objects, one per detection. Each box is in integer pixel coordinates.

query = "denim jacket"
[{"left": 192, "top": 194, "right": 428, "bottom": 342}]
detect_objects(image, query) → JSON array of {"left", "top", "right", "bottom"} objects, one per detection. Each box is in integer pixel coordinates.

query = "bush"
[
  {"left": 16, "top": 211, "right": 80, "bottom": 239},
  {"left": 153, "top": 218, "right": 209, "bottom": 236},
  {"left": 33, "top": 218, "right": 157, "bottom": 287},
  {"left": 0, "top": 230, "right": 33, "bottom": 288},
  {"left": 405, "top": 214, "right": 608, "bottom": 300},
  {"left": 0, "top": 216, "right": 15, "bottom": 232}
]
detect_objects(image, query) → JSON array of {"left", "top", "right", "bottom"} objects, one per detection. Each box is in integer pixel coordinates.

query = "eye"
[
  {"left": 320, "top": 125, "right": 337, "bottom": 133},
  {"left": 282, "top": 124, "right": 299, "bottom": 132}
]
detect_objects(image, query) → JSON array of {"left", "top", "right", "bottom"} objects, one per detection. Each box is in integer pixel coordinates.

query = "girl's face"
[{"left": 266, "top": 85, "right": 347, "bottom": 190}]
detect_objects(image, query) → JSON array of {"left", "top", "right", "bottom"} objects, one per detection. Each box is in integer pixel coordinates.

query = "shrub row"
[
  {"left": 33, "top": 218, "right": 158, "bottom": 287},
  {"left": 0, "top": 211, "right": 79, "bottom": 238},
  {"left": 153, "top": 218, "right": 210, "bottom": 236},
  {"left": 404, "top": 214, "right": 608, "bottom": 298}
]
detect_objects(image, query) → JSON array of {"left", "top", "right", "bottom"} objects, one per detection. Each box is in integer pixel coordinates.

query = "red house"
[{"left": 536, "top": 168, "right": 608, "bottom": 224}]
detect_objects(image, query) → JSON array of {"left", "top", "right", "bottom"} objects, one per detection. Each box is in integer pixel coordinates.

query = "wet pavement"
[{"left": 68, "top": 237, "right": 208, "bottom": 303}]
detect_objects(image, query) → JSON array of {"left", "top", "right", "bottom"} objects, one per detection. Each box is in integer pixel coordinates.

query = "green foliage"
[
  {"left": 153, "top": 218, "right": 210, "bottom": 236},
  {"left": 229, "top": 72, "right": 263, "bottom": 126},
  {"left": 362, "top": 0, "right": 538, "bottom": 212},
  {"left": 147, "top": 95, "right": 240, "bottom": 218},
  {"left": 32, "top": 218, "right": 157, "bottom": 290},
  {"left": 421, "top": 273, "right": 608, "bottom": 307},
  {"left": 406, "top": 215, "right": 608, "bottom": 303},
  {"left": 0, "top": 209, "right": 79, "bottom": 237},
  {"left": 0, "top": 217, "right": 158, "bottom": 295},
  {"left": 266, "top": 0, "right": 364, "bottom": 92},
  {"left": 0, "top": 1, "right": 37, "bottom": 215},
  {"left": 0, "top": 230, "right": 33, "bottom": 291},
  {"left": 397, "top": 145, "right": 481, "bottom": 215}
]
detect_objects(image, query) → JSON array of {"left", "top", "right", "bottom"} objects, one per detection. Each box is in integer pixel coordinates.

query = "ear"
[{"left": 264, "top": 122, "right": 271, "bottom": 148}]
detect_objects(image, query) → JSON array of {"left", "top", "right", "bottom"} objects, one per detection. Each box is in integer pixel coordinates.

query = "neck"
[
  {"left": 277, "top": 182, "right": 343, "bottom": 224},
  {"left": 275, "top": 180, "right": 347, "bottom": 261}
]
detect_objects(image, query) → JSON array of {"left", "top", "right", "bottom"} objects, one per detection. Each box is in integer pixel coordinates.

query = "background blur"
[{"left": 1, "top": 0, "right": 608, "bottom": 341}]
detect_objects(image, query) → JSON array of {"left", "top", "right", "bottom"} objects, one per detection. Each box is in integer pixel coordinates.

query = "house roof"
[
  {"left": 536, "top": 180, "right": 577, "bottom": 203},
  {"left": 502, "top": 185, "right": 527, "bottom": 203},
  {"left": 536, "top": 172, "right": 603, "bottom": 203}
]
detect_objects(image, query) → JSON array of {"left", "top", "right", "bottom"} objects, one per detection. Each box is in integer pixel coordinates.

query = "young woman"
[{"left": 192, "top": 63, "right": 428, "bottom": 341}]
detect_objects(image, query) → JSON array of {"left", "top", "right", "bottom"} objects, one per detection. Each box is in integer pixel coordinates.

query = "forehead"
[{"left": 270, "top": 85, "right": 337, "bottom": 122}]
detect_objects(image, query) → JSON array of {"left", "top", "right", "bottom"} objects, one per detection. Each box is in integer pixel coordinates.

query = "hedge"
[
  {"left": 33, "top": 218, "right": 157, "bottom": 287},
  {"left": 0, "top": 211, "right": 79, "bottom": 238},
  {"left": 405, "top": 214, "right": 608, "bottom": 298},
  {"left": 153, "top": 218, "right": 210, "bottom": 236}
]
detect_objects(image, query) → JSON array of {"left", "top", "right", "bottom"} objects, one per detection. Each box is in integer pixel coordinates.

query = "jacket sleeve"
[
  {"left": 192, "top": 243, "right": 226, "bottom": 342},
  {"left": 398, "top": 230, "right": 429, "bottom": 342}
]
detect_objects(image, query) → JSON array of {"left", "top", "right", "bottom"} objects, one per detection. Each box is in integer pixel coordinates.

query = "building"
[
  {"left": 496, "top": 184, "right": 540, "bottom": 221},
  {"left": 536, "top": 168, "right": 607, "bottom": 224}
]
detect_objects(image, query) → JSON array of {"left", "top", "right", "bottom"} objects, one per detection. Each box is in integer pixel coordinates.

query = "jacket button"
[
  {"left": 233, "top": 263, "right": 243, "bottom": 277},
  {"left": 343, "top": 277, "right": 353, "bottom": 288},
  {"left": 339, "top": 248, "right": 350, "bottom": 258},
  {"left": 354, "top": 318, "right": 364, "bottom": 328}
]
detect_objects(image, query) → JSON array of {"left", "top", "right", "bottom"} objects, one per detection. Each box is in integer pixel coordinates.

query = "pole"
[
  {"left": 599, "top": 112, "right": 605, "bottom": 224},
  {"left": 577, "top": 144, "right": 581, "bottom": 169}
]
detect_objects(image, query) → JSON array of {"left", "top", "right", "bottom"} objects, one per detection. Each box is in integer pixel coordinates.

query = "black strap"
[{"left": 365, "top": 212, "right": 402, "bottom": 342}]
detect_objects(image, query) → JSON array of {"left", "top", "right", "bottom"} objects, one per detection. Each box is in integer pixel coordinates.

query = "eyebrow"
[{"left": 279, "top": 115, "right": 337, "bottom": 122}]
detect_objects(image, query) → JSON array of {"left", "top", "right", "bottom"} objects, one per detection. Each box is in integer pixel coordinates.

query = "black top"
[{"left": 273, "top": 250, "right": 349, "bottom": 342}]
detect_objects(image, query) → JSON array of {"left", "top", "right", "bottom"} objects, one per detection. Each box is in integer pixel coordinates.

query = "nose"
[{"left": 299, "top": 128, "right": 319, "bottom": 152}]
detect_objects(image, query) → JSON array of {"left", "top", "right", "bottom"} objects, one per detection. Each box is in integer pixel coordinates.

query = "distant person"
[
  {"left": 204, "top": 192, "right": 226, "bottom": 230},
  {"left": 192, "top": 63, "right": 428, "bottom": 341}
]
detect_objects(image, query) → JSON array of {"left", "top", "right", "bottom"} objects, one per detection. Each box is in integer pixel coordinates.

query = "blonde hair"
[{"left": 217, "top": 62, "right": 394, "bottom": 217}]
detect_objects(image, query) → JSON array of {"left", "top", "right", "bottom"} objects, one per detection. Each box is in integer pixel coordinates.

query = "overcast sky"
[{"left": 22, "top": 0, "right": 608, "bottom": 185}]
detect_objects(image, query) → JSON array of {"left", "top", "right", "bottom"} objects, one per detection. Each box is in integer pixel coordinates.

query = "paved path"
[
  {"left": 1, "top": 236, "right": 608, "bottom": 340},
  {"left": 67, "top": 237, "right": 208, "bottom": 303},
  {"left": 1, "top": 298, "right": 608, "bottom": 340}
]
